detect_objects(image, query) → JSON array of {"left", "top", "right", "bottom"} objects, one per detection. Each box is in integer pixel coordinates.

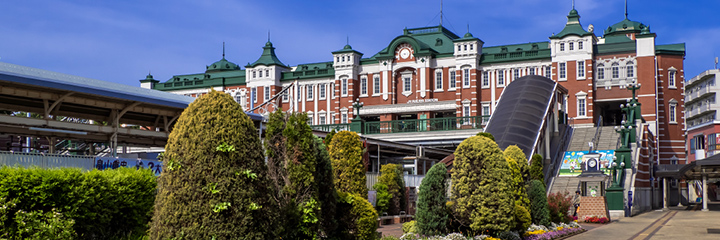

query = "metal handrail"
[
  {"left": 589, "top": 116, "right": 603, "bottom": 152},
  {"left": 363, "top": 116, "right": 486, "bottom": 134}
]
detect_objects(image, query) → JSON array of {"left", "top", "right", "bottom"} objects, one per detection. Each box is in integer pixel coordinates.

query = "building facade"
[
  {"left": 141, "top": 6, "right": 686, "bottom": 165},
  {"left": 685, "top": 69, "right": 720, "bottom": 162}
]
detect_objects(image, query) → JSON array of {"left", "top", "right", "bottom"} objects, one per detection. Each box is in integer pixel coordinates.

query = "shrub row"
[{"left": 0, "top": 166, "right": 156, "bottom": 239}]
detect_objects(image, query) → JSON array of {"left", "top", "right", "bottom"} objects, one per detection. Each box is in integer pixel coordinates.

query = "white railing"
[
  {"left": 0, "top": 151, "right": 94, "bottom": 170},
  {"left": 366, "top": 172, "right": 425, "bottom": 190}
]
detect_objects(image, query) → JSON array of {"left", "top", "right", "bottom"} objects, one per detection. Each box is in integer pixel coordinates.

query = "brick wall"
[{"left": 577, "top": 196, "right": 610, "bottom": 219}]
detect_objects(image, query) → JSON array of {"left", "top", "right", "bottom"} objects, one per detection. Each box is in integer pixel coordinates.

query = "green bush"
[
  {"left": 476, "top": 132, "right": 495, "bottom": 142},
  {"left": 0, "top": 167, "right": 156, "bottom": 239},
  {"left": 149, "top": 90, "right": 275, "bottom": 239},
  {"left": 402, "top": 220, "right": 417, "bottom": 234},
  {"left": 504, "top": 145, "right": 530, "bottom": 183},
  {"left": 379, "top": 164, "right": 406, "bottom": 215},
  {"left": 329, "top": 131, "right": 367, "bottom": 197},
  {"left": 314, "top": 135, "right": 339, "bottom": 237},
  {"left": 528, "top": 180, "right": 551, "bottom": 226},
  {"left": 530, "top": 154, "right": 544, "bottom": 183},
  {"left": 451, "top": 136, "right": 514, "bottom": 235},
  {"left": 336, "top": 192, "right": 379, "bottom": 240},
  {"left": 373, "top": 183, "right": 391, "bottom": 214},
  {"left": 513, "top": 203, "right": 532, "bottom": 232},
  {"left": 416, "top": 163, "right": 449, "bottom": 235}
]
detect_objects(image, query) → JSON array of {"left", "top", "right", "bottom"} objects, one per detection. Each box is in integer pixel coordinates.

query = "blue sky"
[{"left": 1, "top": 0, "right": 718, "bottom": 86}]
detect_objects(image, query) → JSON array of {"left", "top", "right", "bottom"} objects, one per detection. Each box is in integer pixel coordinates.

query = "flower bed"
[
  {"left": 583, "top": 216, "right": 610, "bottom": 224},
  {"left": 523, "top": 223, "right": 585, "bottom": 240}
]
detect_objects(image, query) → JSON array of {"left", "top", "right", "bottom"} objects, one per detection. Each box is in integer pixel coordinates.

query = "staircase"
[{"left": 548, "top": 125, "right": 620, "bottom": 194}]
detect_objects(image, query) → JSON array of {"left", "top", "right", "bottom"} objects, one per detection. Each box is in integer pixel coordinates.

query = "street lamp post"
[
  {"left": 350, "top": 98, "right": 365, "bottom": 133},
  {"left": 607, "top": 80, "right": 642, "bottom": 212}
]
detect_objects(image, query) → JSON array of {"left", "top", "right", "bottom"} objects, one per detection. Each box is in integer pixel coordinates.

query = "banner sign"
[
  {"left": 559, "top": 150, "right": 614, "bottom": 176},
  {"left": 95, "top": 157, "right": 163, "bottom": 176}
]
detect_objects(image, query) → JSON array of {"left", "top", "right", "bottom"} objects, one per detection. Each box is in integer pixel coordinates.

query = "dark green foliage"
[
  {"left": 530, "top": 154, "right": 545, "bottom": 183},
  {"left": 528, "top": 180, "right": 551, "bottom": 226},
  {"left": 498, "top": 230, "right": 521, "bottom": 240},
  {"left": 314, "top": 135, "right": 339, "bottom": 237},
  {"left": 325, "top": 129, "right": 337, "bottom": 148},
  {"left": 0, "top": 167, "right": 156, "bottom": 239},
  {"left": 547, "top": 192, "right": 573, "bottom": 223},
  {"left": 451, "top": 136, "right": 514, "bottom": 234},
  {"left": 329, "top": 131, "right": 367, "bottom": 197},
  {"left": 335, "top": 192, "right": 379, "bottom": 240},
  {"left": 264, "top": 110, "right": 322, "bottom": 239},
  {"left": 373, "top": 183, "right": 391, "bottom": 214},
  {"left": 416, "top": 163, "right": 449, "bottom": 235},
  {"left": 476, "top": 132, "right": 495, "bottom": 142},
  {"left": 513, "top": 203, "right": 532, "bottom": 232},
  {"left": 149, "top": 90, "right": 274, "bottom": 239},
  {"left": 379, "top": 164, "right": 406, "bottom": 215}
]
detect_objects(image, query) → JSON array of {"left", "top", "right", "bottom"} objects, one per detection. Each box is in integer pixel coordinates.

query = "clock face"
[
  {"left": 588, "top": 159, "right": 597, "bottom": 168},
  {"left": 400, "top": 48, "right": 411, "bottom": 59}
]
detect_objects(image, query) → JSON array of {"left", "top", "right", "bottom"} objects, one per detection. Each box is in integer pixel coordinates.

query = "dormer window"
[
  {"left": 253, "top": 71, "right": 257, "bottom": 78},
  {"left": 464, "top": 45, "right": 467, "bottom": 51},
  {"left": 266, "top": 69, "right": 270, "bottom": 77},
  {"left": 259, "top": 70, "right": 263, "bottom": 78},
  {"left": 342, "top": 56, "right": 345, "bottom": 62},
  {"left": 458, "top": 45, "right": 461, "bottom": 51}
]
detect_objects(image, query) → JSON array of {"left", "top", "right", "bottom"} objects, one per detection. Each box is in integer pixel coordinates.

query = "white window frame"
[
  {"left": 626, "top": 62, "right": 635, "bottom": 79},
  {"left": 449, "top": 68, "right": 457, "bottom": 89},
  {"left": 341, "top": 78, "right": 348, "bottom": 96},
  {"left": 341, "top": 113, "right": 348, "bottom": 124},
  {"left": 498, "top": 70, "right": 505, "bottom": 87},
  {"left": 264, "top": 86, "right": 271, "bottom": 101},
  {"left": 463, "top": 106, "right": 471, "bottom": 117},
  {"left": 373, "top": 76, "right": 381, "bottom": 96},
  {"left": 463, "top": 68, "right": 470, "bottom": 88},
  {"left": 545, "top": 66, "right": 551, "bottom": 78},
  {"left": 577, "top": 60, "right": 585, "bottom": 79},
  {"left": 252, "top": 87, "right": 257, "bottom": 103},
  {"left": 529, "top": 67, "right": 536, "bottom": 76},
  {"left": 597, "top": 65, "right": 605, "bottom": 80},
  {"left": 669, "top": 99, "right": 678, "bottom": 124},
  {"left": 668, "top": 68, "right": 677, "bottom": 89},
  {"left": 482, "top": 71, "right": 489, "bottom": 88},
  {"left": 319, "top": 114, "right": 326, "bottom": 125},
  {"left": 576, "top": 92, "right": 587, "bottom": 117},
  {"left": 611, "top": 63, "right": 620, "bottom": 79},
  {"left": 560, "top": 43, "right": 565, "bottom": 51},
  {"left": 281, "top": 89, "right": 289, "bottom": 102},
  {"left": 403, "top": 76, "right": 412, "bottom": 93},
  {"left": 307, "top": 85, "right": 314, "bottom": 100},
  {"left": 435, "top": 70, "right": 443, "bottom": 91},
  {"left": 578, "top": 41, "right": 584, "bottom": 50},
  {"left": 513, "top": 68, "right": 520, "bottom": 80},
  {"left": 307, "top": 112, "right": 314, "bottom": 125},
  {"left": 481, "top": 103, "right": 490, "bottom": 124},
  {"left": 360, "top": 77, "right": 368, "bottom": 96},
  {"left": 569, "top": 42, "right": 574, "bottom": 51},
  {"left": 559, "top": 62, "right": 567, "bottom": 80},
  {"left": 319, "top": 84, "right": 326, "bottom": 100}
]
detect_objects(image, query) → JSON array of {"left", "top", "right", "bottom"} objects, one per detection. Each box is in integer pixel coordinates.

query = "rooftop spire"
[
  {"left": 572, "top": 0, "right": 575, "bottom": 9},
  {"left": 346, "top": 35, "right": 349, "bottom": 45},
  {"left": 267, "top": 31, "right": 270, "bottom": 42},
  {"left": 625, "top": 0, "right": 628, "bottom": 19},
  {"left": 440, "top": 0, "right": 443, "bottom": 26},
  {"left": 222, "top": 42, "right": 225, "bottom": 58}
]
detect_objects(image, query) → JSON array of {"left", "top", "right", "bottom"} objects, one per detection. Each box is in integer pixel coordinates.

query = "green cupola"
[
  {"left": 206, "top": 43, "right": 240, "bottom": 73},
  {"left": 246, "top": 40, "right": 287, "bottom": 68},
  {"left": 550, "top": 7, "right": 593, "bottom": 39}
]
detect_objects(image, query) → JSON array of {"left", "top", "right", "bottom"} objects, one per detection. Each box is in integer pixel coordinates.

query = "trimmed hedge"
[{"left": 0, "top": 167, "right": 156, "bottom": 239}]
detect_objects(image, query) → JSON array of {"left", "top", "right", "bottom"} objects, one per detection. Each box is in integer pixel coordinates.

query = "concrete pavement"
[{"left": 569, "top": 205, "right": 720, "bottom": 240}]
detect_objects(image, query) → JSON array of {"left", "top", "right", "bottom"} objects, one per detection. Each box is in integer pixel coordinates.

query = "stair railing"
[{"left": 589, "top": 116, "right": 603, "bottom": 152}]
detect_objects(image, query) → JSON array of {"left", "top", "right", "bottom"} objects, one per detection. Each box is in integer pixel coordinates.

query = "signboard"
[
  {"left": 559, "top": 150, "right": 614, "bottom": 176},
  {"left": 95, "top": 157, "right": 163, "bottom": 176},
  {"left": 407, "top": 98, "right": 438, "bottom": 104}
]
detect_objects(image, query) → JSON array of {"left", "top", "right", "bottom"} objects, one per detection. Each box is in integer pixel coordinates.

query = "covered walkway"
[{"left": 655, "top": 154, "right": 720, "bottom": 211}]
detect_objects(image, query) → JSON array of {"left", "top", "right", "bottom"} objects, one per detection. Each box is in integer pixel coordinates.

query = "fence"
[
  {"left": 366, "top": 172, "right": 425, "bottom": 190},
  {"left": 0, "top": 151, "right": 163, "bottom": 175}
]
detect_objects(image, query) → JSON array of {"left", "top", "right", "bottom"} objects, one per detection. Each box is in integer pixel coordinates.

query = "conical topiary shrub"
[{"left": 149, "top": 90, "right": 275, "bottom": 240}]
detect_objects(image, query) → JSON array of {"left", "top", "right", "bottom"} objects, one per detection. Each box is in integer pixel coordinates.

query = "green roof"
[
  {"left": 603, "top": 17, "right": 649, "bottom": 37},
  {"left": 550, "top": 8, "right": 593, "bottom": 39},
  {"left": 281, "top": 61, "right": 335, "bottom": 81},
  {"left": 656, "top": 43, "right": 686, "bottom": 56},
  {"left": 206, "top": 57, "right": 240, "bottom": 72},
  {"left": 480, "top": 42, "right": 551, "bottom": 64},
  {"left": 153, "top": 70, "right": 247, "bottom": 91},
  {"left": 332, "top": 44, "right": 363, "bottom": 55},
  {"left": 595, "top": 41, "right": 636, "bottom": 54},
  {"left": 371, "top": 25, "right": 469, "bottom": 59},
  {"left": 139, "top": 73, "right": 159, "bottom": 83},
  {"left": 247, "top": 41, "right": 288, "bottom": 68}
]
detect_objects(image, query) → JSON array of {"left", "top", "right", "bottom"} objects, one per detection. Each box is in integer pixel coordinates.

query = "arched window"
[
  {"left": 626, "top": 61, "right": 635, "bottom": 78},
  {"left": 597, "top": 64, "right": 605, "bottom": 79},
  {"left": 611, "top": 63, "right": 620, "bottom": 79}
]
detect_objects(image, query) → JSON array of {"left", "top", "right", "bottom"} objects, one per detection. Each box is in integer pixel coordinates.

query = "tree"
[
  {"left": 373, "top": 183, "right": 391, "bottom": 214},
  {"left": 451, "top": 136, "right": 514, "bottom": 234},
  {"left": 528, "top": 180, "right": 551, "bottom": 226},
  {"left": 504, "top": 146, "right": 530, "bottom": 210},
  {"left": 264, "top": 110, "right": 322, "bottom": 239},
  {"left": 379, "top": 164, "right": 406, "bottom": 215},
  {"left": 335, "top": 192, "right": 379, "bottom": 240},
  {"left": 416, "top": 163, "right": 449, "bottom": 235},
  {"left": 329, "top": 131, "right": 367, "bottom": 197},
  {"left": 313, "top": 135, "right": 339, "bottom": 237},
  {"left": 504, "top": 145, "right": 530, "bottom": 183},
  {"left": 530, "top": 154, "right": 544, "bottom": 183},
  {"left": 325, "top": 129, "right": 337, "bottom": 149},
  {"left": 476, "top": 132, "right": 495, "bottom": 142},
  {"left": 149, "top": 90, "right": 274, "bottom": 240}
]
